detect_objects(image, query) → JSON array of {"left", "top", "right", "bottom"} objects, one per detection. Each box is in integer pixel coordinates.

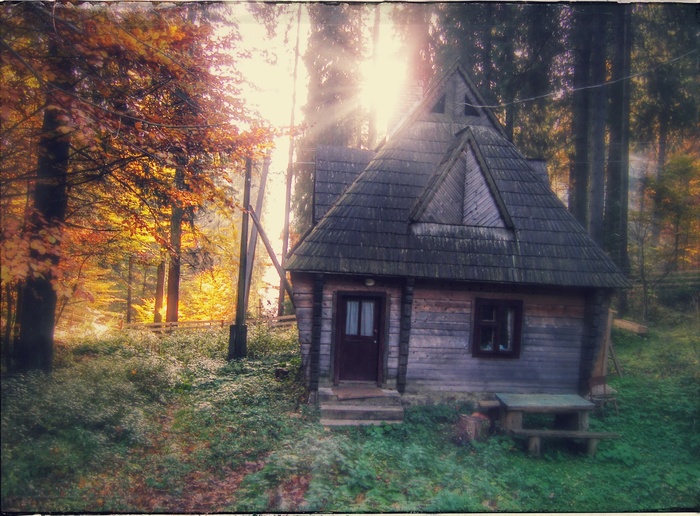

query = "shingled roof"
[
  {"left": 286, "top": 61, "right": 629, "bottom": 289},
  {"left": 313, "top": 145, "right": 374, "bottom": 223}
]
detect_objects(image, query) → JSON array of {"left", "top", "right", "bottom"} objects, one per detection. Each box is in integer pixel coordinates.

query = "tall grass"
[
  {"left": 2, "top": 333, "right": 176, "bottom": 509},
  {"left": 1, "top": 323, "right": 305, "bottom": 512},
  {"left": 235, "top": 322, "right": 700, "bottom": 513},
  {"left": 2, "top": 320, "right": 698, "bottom": 512}
]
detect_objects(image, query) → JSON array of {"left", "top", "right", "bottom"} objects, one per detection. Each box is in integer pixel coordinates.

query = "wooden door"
[{"left": 336, "top": 295, "right": 382, "bottom": 383}]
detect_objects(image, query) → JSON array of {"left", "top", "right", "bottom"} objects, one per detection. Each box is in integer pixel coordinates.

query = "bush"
[
  {"left": 247, "top": 322, "right": 299, "bottom": 358},
  {"left": 1, "top": 354, "right": 172, "bottom": 503}
]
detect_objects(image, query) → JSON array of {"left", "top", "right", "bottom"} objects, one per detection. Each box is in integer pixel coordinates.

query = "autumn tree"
[{"left": 0, "top": 3, "right": 270, "bottom": 371}]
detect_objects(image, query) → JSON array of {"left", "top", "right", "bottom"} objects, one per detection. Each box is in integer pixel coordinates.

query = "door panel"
[{"left": 337, "top": 295, "right": 381, "bottom": 382}]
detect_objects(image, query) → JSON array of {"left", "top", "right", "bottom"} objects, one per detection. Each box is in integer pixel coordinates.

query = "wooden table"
[{"left": 495, "top": 393, "right": 595, "bottom": 433}]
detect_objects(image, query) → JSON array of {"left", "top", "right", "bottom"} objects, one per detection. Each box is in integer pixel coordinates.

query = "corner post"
[
  {"left": 397, "top": 277, "right": 414, "bottom": 393},
  {"left": 579, "top": 289, "right": 612, "bottom": 394},
  {"left": 309, "top": 274, "right": 324, "bottom": 391}
]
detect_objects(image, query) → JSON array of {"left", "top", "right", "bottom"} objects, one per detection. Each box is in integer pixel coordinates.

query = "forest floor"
[{"left": 1, "top": 320, "right": 698, "bottom": 513}]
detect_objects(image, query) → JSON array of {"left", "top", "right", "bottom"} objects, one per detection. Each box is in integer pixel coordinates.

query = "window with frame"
[{"left": 472, "top": 298, "right": 523, "bottom": 358}]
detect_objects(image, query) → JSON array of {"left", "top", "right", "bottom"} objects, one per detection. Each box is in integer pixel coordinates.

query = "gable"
[
  {"left": 412, "top": 141, "right": 507, "bottom": 228},
  {"left": 386, "top": 60, "right": 508, "bottom": 144},
  {"left": 421, "top": 68, "right": 495, "bottom": 127}
]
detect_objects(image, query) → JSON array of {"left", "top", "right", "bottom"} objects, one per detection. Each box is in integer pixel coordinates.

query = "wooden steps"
[{"left": 318, "top": 386, "right": 404, "bottom": 426}]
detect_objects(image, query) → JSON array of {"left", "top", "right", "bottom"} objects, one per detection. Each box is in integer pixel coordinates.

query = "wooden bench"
[{"left": 511, "top": 429, "right": 620, "bottom": 457}]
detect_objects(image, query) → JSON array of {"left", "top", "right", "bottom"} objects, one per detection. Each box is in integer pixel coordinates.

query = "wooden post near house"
[{"left": 228, "top": 157, "right": 252, "bottom": 360}]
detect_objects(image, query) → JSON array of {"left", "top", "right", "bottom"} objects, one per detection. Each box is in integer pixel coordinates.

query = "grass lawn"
[{"left": 2, "top": 320, "right": 698, "bottom": 512}]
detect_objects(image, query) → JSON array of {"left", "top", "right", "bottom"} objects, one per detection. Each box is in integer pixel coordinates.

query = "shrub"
[
  {"left": 247, "top": 322, "right": 299, "bottom": 358},
  {"left": 1, "top": 355, "right": 171, "bottom": 503}
]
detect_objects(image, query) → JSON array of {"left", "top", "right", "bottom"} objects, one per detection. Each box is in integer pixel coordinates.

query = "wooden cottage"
[{"left": 285, "top": 61, "right": 629, "bottom": 410}]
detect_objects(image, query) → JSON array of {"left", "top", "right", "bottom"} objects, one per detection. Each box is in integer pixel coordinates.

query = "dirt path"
[{"left": 117, "top": 404, "right": 309, "bottom": 512}]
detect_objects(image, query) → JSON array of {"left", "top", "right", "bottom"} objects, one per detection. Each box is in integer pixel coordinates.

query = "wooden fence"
[
  {"left": 122, "top": 320, "right": 226, "bottom": 333},
  {"left": 268, "top": 314, "right": 297, "bottom": 329},
  {"left": 122, "top": 316, "right": 297, "bottom": 333}
]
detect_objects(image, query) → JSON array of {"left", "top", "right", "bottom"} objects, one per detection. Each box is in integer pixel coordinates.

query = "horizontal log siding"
[
  {"left": 405, "top": 286, "right": 586, "bottom": 393},
  {"left": 291, "top": 273, "right": 402, "bottom": 387},
  {"left": 290, "top": 274, "right": 314, "bottom": 386}
]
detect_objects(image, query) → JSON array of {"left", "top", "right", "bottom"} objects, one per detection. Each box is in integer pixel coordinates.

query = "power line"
[{"left": 466, "top": 49, "right": 698, "bottom": 110}]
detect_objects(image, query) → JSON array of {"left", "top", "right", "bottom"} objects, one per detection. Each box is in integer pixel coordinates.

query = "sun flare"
[{"left": 360, "top": 32, "right": 407, "bottom": 142}]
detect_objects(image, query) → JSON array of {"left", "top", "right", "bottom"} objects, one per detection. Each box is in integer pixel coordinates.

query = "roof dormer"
[{"left": 410, "top": 128, "right": 512, "bottom": 229}]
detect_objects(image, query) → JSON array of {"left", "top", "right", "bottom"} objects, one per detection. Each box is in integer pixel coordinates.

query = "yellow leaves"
[
  {"left": 1, "top": 230, "right": 31, "bottom": 283},
  {"left": 29, "top": 239, "right": 47, "bottom": 254},
  {"left": 1, "top": 221, "right": 66, "bottom": 286},
  {"left": 0, "top": 263, "right": 9, "bottom": 284}
]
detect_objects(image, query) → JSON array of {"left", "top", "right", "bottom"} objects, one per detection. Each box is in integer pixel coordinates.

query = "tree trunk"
[
  {"left": 2, "top": 284, "right": 17, "bottom": 368},
  {"left": 481, "top": 3, "right": 494, "bottom": 97},
  {"left": 141, "top": 264, "right": 149, "bottom": 298},
  {"left": 166, "top": 163, "right": 185, "bottom": 323},
  {"left": 651, "top": 110, "right": 669, "bottom": 246},
  {"left": 500, "top": 6, "right": 516, "bottom": 141},
  {"left": 368, "top": 5, "right": 381, "bottom": 148},
  {"left": 605, "top": 4, "right": 632, "bottom": 314},
  {"left": 278, "top": 4, "right": 302, "bottom": 317},
  {"left": 588, "top": 9, "right": 607, "bottom": 246},
  {"left": 568, "top": 7, "right": 593, "bottom": 227},
  {"left": 154, "top": 258, "right": 165, "bottom": 323},
  {"left": 126, "top": 255, "right": 134, "bottom": 324},
  {"left": 15, "top": 62, "right": 71, "bottom": 372}
]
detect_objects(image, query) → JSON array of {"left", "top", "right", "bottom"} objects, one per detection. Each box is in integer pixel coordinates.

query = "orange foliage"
[{"left": 1, "top": 3, "right": 272, "bottom": 311}]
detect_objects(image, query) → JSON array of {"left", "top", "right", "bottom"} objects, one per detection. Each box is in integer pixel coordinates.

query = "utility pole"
[
  {"left": 244, "top": 155, "right": 270, "bottom": 312},
  {"left": 278, "top": 4, "right": 302, "bottom": 317},
  {"left": 228, "top": 157, "right": 252, "bottom": 360}
]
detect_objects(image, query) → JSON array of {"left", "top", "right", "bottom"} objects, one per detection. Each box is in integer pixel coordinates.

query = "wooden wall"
[
  {"left": 291, "top": 273, "right": 402, "bottom": 388},
  {"left": 293, "top": 273, "right": 594, "bottom": 394},
  {"left": 406, "top": 282, "right": 587, "bottom": 394}
]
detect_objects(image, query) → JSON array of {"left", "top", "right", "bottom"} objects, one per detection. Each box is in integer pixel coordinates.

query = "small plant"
[
  {"left": 247, "top": 322, "right": 299, "bottom": 358},
  {"left": 404, "top": 403, "right": 462, "bottom": 425}
]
